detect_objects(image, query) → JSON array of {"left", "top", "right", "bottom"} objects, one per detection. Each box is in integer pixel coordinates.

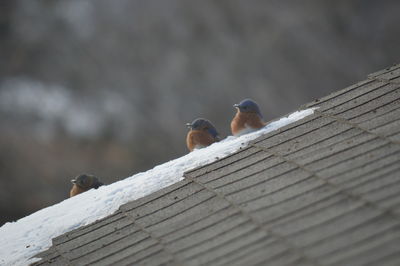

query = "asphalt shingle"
[{"left": 32, "top": 64, "right": 400, "bottom": 266}]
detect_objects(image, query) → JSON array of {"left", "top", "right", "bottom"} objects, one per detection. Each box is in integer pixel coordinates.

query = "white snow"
[{"left": 0, "top": 108, "right": 315, "bottom": 266}]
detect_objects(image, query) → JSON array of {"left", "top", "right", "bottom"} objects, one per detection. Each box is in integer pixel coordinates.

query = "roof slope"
[{"left": 32, "top": 64, "right": 400, "bottom": 266}]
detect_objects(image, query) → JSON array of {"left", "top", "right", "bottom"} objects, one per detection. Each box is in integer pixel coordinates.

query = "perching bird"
[
  {"left": 70, "top": 174, "right": 104, "bottom": 197},
  {"left": 186, "top": 118, "right": 220, "bottom": 152},
  {"left": 231, "top": 99, "right": 265, "bottom": 136}
]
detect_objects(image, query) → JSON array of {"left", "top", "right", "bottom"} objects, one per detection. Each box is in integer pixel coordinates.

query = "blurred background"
[{"left": 1, "top": 0, "right": 399, "bottom": 225}]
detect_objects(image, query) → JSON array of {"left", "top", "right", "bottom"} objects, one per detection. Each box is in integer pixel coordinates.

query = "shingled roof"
[{"left": 32, "top": 64, "right": 400, "bottom": 266}]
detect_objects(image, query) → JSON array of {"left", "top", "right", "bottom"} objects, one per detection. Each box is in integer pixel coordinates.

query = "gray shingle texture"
[{"left": 32, "top": 64, "right": 400, "bottom": 266}]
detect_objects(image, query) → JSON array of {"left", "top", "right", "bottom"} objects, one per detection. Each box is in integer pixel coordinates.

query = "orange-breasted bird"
[
  {"left": 186, "top": 118, "right": 220, "bottom": 152},
  {"left": 69, "top": 174, "right": 104, "bottom": 197},
  {"left": 231, "top": 99, "right": 265, "bottom": 136}
]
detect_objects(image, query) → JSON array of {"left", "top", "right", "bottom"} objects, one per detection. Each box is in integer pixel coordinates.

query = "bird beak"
[
  {"left": 71, "top": 179, "right": 76, "bottom": 184},
  {"left": 186, "top": 123, "right": 192, "bottom": 129}
]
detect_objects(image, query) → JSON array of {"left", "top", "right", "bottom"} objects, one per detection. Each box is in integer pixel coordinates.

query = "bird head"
[
  {"left": 233, "top": 99, "right": 263, "bottom": 118},
  {"left": 71, "top": 174, "right": 95, "bottom": 189},
  {"left": 186, "top": 118, "right": 219, "bottom": 139}
]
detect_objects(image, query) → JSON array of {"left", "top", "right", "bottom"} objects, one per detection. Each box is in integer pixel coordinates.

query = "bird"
[
  {"left": 231, "top": 99, "right": 265, "bottom": 136},
  {"left": 186, "top": 118, "right": 220, "bottom": 152},
  {"left": 69, "top": 174, "right": 104, "bottom": 197}
]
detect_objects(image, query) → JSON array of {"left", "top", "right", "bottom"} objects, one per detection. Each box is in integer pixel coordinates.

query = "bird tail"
[{"left": 94, "top": 182, "right": 104, "bottom": 189}]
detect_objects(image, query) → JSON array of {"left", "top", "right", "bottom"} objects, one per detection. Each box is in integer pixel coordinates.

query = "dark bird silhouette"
[
  {"left": 186, "top": 118, "right": 220, "bottom": 152},
  {"left": 70, "top": 174, "right": 104, "bottom": 197},
  {"left": 231, "top": 99, "right": 265, "bottom": 136}
]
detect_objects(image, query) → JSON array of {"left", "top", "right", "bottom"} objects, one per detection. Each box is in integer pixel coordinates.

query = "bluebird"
[
  {"left": 70, "top": 174, "right": 104, "bottom": 197},
  {"left": 186, "top": 118, "right": 220, "bottom": 152},
  {"left": 231, "top": 99, "right": 265, "bottom": 136}
]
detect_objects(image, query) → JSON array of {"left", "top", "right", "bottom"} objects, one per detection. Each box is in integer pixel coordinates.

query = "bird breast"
[
  {"left": 70, "top": 184, "right": 88, "bottom": 197},
  {"left": 231, "top": 112, "right": 265, "bottom": 136},
  {"left": 186, "top": 130, "right": 217, "bottom": 151}
]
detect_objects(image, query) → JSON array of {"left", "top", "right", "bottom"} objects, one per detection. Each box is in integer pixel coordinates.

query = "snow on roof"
[{"left": 0, "top": 108, "right": 315, "bottom": 266}]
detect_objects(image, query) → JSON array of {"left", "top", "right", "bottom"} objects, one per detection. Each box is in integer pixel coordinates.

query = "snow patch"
[{"left": 0, "top": 108, "right": 315, "bottom": 266}]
